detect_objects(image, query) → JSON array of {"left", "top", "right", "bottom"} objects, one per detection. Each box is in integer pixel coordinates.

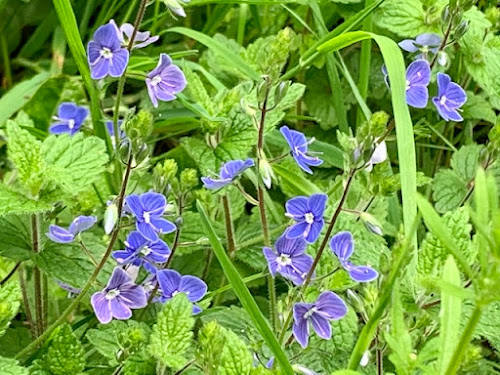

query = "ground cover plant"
[{"left": 0, "top": 0, "right": 499, "bottom": 373}]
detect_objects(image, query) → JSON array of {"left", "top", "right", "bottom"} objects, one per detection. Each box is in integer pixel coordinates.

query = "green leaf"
[
  {"left": 168, "top": 27, "right": 260, "bottom": 81},
  {"left": 219, "top": 326, "right": 254, "bottom": 375},
  {"left": 450, "top": 144, "right": 483, "bottom": 183},
  {"left": 0, "top": 282, "right": 21, "bottom": 339},
  {"left": 40, "top": 324, "right": 85, "bottom": 375},
  {"left": 273, "top": 164, "right": 323, "bottom": 196},
  {"left": 196, "top": 320, "right": 226, "bottom": 374},
  {"left": 122, "top": 350, "right": 155, "bottom": 375},
  {"left": 6, "top": 120, "right": 46, "bottom": 196},
  {"left": 432, "top": 169, "right": 468, "bottom": 213},
  {"left": 0, "top": 185, "right": 52, "bottom": 217},
  {"left": 197, "top": 201, "right": 294, "bottom": 375},
  {"left": 0, "top": 356, "right": 28, "bottom": 375},
  {"left": 437, "top": 256, "right": 462, "bottom": 375},
  {"left": 148, "top": 293, "right": 195, "bottom": 370},
  {"left": 86, "top": 321, "right": 125, "bottom": 364},
  {"left": 462, "top": 91, "right": 497, "bottom": 123},
  {"left": 42, "top": 133, "right": 109, "bottom": 193}
]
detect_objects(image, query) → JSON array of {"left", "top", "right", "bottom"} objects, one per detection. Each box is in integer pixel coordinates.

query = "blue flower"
[
  {"left": 156, "top": 269, "right": 207, "bottom": 314},
  {"left": 50, "top": 102, "right": 89, "bottom": 135},
  {"left": 126, "top": 192, "right": 176, "bottom": 242},
  {"left": 382, "top": 60, "right": 431, "bottom": 108},
  {"left": 280, "top": 126, "right": 323, "bottom": 174},
  {"left": 110, "top": 20, "right": 159, "bottom": 49},
  {"left": 146, "top": 53, "right": 187, "bottom": 108},
  {"left": 432, "top": 73, "right": 467, "bottom": 122},
  {"left": 285, "top": 194, "right": 327, "bottom": 243},
  {"left": 87, "top": 22, "right": 129, "bottom": 80},
  {"left": 293, "top": 291, "right": 348, "bottom": 348},
  {"left": 330, "top": 231, "right": 378, "bottom": 282},
  {"left": 46, "top": 215, "right": 97, "bottom": 243},
  {"left": 201, "top": 159, "right": 254, "bottom": 190},
  {"left": 263, "top": 234, "right": 313, "bottom": 285},
  {"left": 112, "top": 231, "right": 171, "bottom": 268},
  {"left": 91, "top": 267, "right": 147, "bottom": 324},
  {"left": 399, "top": 33, "right": 441, "bottom": 58}
]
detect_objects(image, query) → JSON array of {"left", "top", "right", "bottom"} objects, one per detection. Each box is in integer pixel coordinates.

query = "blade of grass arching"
[
  {"left": 52, "top": 0, "right": 112, "bottom": 152},
  {"left": 415, "top": 194, "right": 473, "bottom": 279},
  {"left": 197, "top": 202, "right": 294, "bottom": 375},
  {"left": 273, "top": 165, "right": 323, "bottom": 196},
  {"left": 237, "top": 4, "right": 249, "bottom": 45},
  {"left": 167, "top": 27, "right": 260, "bottom": 81},
  {"left": 318, "top": 31, "right": 417, "bottom": 252},
  {"left": 310, "top": 1, "right": 349, "bottom": 133},
  {"left": 356, "top": 0, "right": 374, "bottom": 126},
  {"left": 182, "top": 61, "right": 227, "bottom": 91},
  {"left": 335, "top": 52, "right": 371, "bottom": 121},
  {"left": 281, "top": 4, "right": 317, "bottom": 37}
]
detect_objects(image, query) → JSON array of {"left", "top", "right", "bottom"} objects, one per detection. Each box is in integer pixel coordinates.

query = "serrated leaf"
[
  {"left": 122, "top": 350, "right": 155, "bottom": 375},
  {"left": 432, "top": 170, "right": 468, "bottom": 213},
  {"left": 42, "top": 133, "right": 108, "bottom": 192},
  {"left": 0, "top": 356, "right": 28, "bottom": 375},
  {"left": 148, "top": 293, "right": 194, "bottom": 370},
  {"left": 0, "top": 282, "right": 21, "bottom": 339},
  {"left": 196, "top": 320, "right": 226, "bottom": 374},
  {"left": 0, "top": 185, "right": 52, "bottom": 217},
  {"left": 40, "top": 324, "right": 85, "bottom": 375},
  {"left": 450, "top": 144, "right": 483, "bottom": 183},
  {"left": 219, "top": 326, "right": 253, "bottom": 375},
  {"left": 0, "top": 215, "right": 33, "bottom": 261}
]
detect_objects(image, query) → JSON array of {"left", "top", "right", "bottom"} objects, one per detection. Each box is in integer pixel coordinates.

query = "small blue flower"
[
  {"left": 201, "top": 159, "right": 254, "bottom": 190},
  {"left": 382, "top": 60, "right": 431, "bottom": 108},
  {"left": 285, "top": 194, "right": 327, "bottom": 243},
  {"left": 432, "top": 73, "right": 467, "bottom": 122},
  {"left": 280, "top": 126, "right": 323, "bottom": 174},
  {"left": 50, "top": 102, "right": 89, "bottom": 135},
  {"left": 293, "top": 291, "right": 348, "bottom": 348},
  {"left": 126, "top": 192, "right": 176, "bottom": 242},
  {"left": 112, "top": 231, "right": 171, "bottom": 268},
  {"left": 330, "top": 231, "right": 378, "bottom": 282},
  {"left": 156, "top": 269, "right": 207, "bottom": 314},
  {"left": 87, "top": 22, "right": 129, "bottom": 80},
  {"left": 263, "top": 234, "right": 313, "bottom": 285},
  {"left": 46, "top": 215, "right": 97, "bottom": 243},
  {"left": 110, "top": 20, "right": 159, "bottom": 49},
  {"left": 399, "top": 33, "right": 441, "bottom": 58},
  {"left": 146, "top": 53, "right": 187, "bottom": 108}
]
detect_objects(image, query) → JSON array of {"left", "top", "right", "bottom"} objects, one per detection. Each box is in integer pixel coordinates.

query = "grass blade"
[
  {"left": 197, "top": 201, "right": 294, "bottom": 375},
  {"left": 273, "top": 164, "right": 323, "bottom": 196}
]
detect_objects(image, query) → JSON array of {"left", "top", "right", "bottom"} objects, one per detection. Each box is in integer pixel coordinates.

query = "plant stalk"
[{"left": 31, "top": 214, "right": 43, "bottom": 337}]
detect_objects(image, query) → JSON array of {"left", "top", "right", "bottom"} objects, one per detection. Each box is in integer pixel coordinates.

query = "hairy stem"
[
  {"left": 31, "top": 214, "right": 43, "bottom": 337},
  {"left": 19, "top": 266, "right": 36, "bottom": 340},
  {"left": 430, "top": 17, "right": 454, "bottom": 69},
  {"left": 222, "top": 194, "right": 236, "bottom": 258},
  {"left": 16, "top": 155, "right": 134, "bottom": 361}
]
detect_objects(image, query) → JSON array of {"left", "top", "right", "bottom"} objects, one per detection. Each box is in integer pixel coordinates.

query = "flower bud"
[
  {"left": 441, "top": 5, "right": 451, "bottom": 23},
  {"left": 134, "top": 143, "right": 149, "bottom": 165},
  {"left": 104, "top": 202, "right": 118, "bottom": 234},
  {"left": 437, "top": 51, "right": 449, "bottom": 67},
  {"left": 118, "top": 140, "right": 132, "bottom": 163},
  {"left": 174, "top": 216, "right": 183, "bottom": 229},
  {"left": 256, "top": 75, "right": 271, "bottom": 103},
  {"left": 259, "top": 158, "right": 275, "bottom": 189},
  {"left": 360, "top": 212, "right": 383, "bottom": 236},
  {"left": 240, "top": 98, "right": 257, "bottom": 117},
  {"left": 360, "top": 351, "right": 370, "bottom": 367},
  {"left": 454, "top": 20, "right": 470, "bottom": 40},
  {"left": 274, "top": 80, "right": 290, "bottom": 107},
  {"left": 125, "top": 109, "right": 154, "bottom": 140},
  {"left": 180, "top": 168, "right": 198, "bottom": 191}
]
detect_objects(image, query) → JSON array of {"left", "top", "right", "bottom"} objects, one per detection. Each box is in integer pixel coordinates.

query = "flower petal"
[
  {"left": 308, "top": 194, "right": 327, "bottom": 218},
  {"left": 263, "top": 247, "right": 278, "bottom": 276},
  {"left": 141, "top": 192, "right": 166, "bottom": 215},
  {"left": 406, "top": 85, "right": 429, "bottom": 108},
  {"left": 330, "top": 231, "right": 354, "bottom": 262},
  {"left": 275, "top": 235, "right": 307, "bottom": 256},
  {"left": 180, "top": 275, "right": 207, "bottom": 302},
  {"left": 46, "top": 225, "right": 74, "bottom": 243},
  {"left": 108, "top": 48, "right": 129, "bottom": 77},
  {"left": 137, "top": 221, "right": 159, "bottom": 242},
  {"left": 90, "top": 59, "right": 111, "bottom": 80},
  {"left": 305, "top": 220, "right": 323, "bottom": 243},
  {"left": 406, "top": 60, "right": 430, "bottom": 87},
  {"left": 151, "top": 218, "right": 176, "bottom": 235},
  {"left": 310, "top": 314, "right": 332, "bottom": 340},
  {"left": 107, "top": 267, "right": 132, "bottom": 290},
  {"left": 286, "top": 221, "right": 309, "bottom": 239},
  {"left": 69, "top": 215, "right": 97, "bottom": 235},
  {"left": 398, "top": 39, "right": 418, "bottom": 52},
  {"left": 293, "top": 303, "right": 313, "bottom": 348},
  {"left": 285, "top": 196, "right": 309, "bottom": 217},
  {"left": 315, "top": 291, "right": 348, "bottom": 320},
  {"left": 91, "top": 292, "right": 112, "bottom": 324},
  {"left": 109, "top": 298, "right": 132, "bottom": 320},
  {"left": 119, "top": 284, "right": 147, "bottom": 308},
  {"left": 346, "top": 263, "right": 379, "bottom": 282},
  {"left": 157, "top": 269, "right": 182, "bottom": 298}
]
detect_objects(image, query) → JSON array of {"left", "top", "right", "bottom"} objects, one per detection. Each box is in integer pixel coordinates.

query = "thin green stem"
[
  {"left": 31, "top": 214, "right": 43, "bottom": 337},
  {"left": 356, "top": 0, "right": 373, "bottom": 126},
  {"left": 19, "top": 266, "right": 37, "bottom": 340},
  {"left": 0, "top": 261, "right": 21, "bottom": 286},
  {"left": 430, "top": 15, "right": 454, "bottom": 69},
  {"left": 222, "top": 194, "right": 236, "bottom": 258},
  {"left": 16, "top": 155, "right": 134, "bottom": 362}
]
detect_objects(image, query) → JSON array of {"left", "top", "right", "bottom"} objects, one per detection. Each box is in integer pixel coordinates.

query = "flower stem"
[
  {"left": 222, "top": 194, "right": 236, "bottom": 258},
  {"left": 19, "top": 266, "right": 36, "bottom": 340},
  {"left": 430, "top": 16, "right": 454, "bottom": 69},
  {"left": 444, "top": 304, "right": 483, "bottom": 375},
  {"left": 31, "top": 213, "right": 43, "bottom": 337},
  {"left": 15, "top": 155, "right": 134, "bottom": 362}
]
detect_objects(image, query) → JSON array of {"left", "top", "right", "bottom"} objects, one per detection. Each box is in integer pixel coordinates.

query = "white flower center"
[
  {"left": 105, "top": 288, "right": 120, "bottom": 300},
  {"left": 143, "top": 212, "right": 151, "bottom": 224},
  {"left": 141, "top": 246, "right": 152, "bottom": 256},
  {"left": 68, "top": 119, "right": 75, "bottom": 129},
  {"left": 440, "top": 95, "right": 447, "bottom": 106},
  {"left": 304, "top": 212, "right": 315, "bottom": 224},
  {"left": 303, "top": 307, "right": 317, "bottom": 319},
  {"left": 100, "top": 47, "right": 113, "bottom": 59},
  {"left": 151, "top": 75, "right": 162, "bottom": 86},
  {"left": 277, "top": 254, "right": 292, "bottom": 266}
]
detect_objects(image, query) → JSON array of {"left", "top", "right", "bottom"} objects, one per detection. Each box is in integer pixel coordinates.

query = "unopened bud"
[
  {"left": 274, "top": 80, "right": 290, "bottom": 107},
  {"left": 256, "top": 75, "right": 271, "bottom": 103},
  {"left": 134, "top": 143, "right": 149, "bottom": 164},
  {"left": 441, "top": 5, "right": 451, "bottom": 24},
  {"left": 346, "top": 289, "right": 364, "bottom": 311},
  {"left": 259, "top": 158, "right": 275, "bottom": 189},
  {"left": 240, "top": 98, "right": 256, "bottom": 117},
  {"left": 104, "top": 203, "right": 118, "bottom": 234},
  {"left": 437, "top": 51, "right": 449, "bottom": 67},
  {"left": 174, "top": 216, "right": 183, "bottom": 229},
  {"left": 180, "top": 168, "right": 198, "bottom": 191},
  {"left": 454, "top": 20, "right": 470, "bottom": 40},
  {"left": 360, "top": 212, "right": 383, "bottom": 236},
  {"left": 360, "top": 351, "right": 370, "bottom": 367}
]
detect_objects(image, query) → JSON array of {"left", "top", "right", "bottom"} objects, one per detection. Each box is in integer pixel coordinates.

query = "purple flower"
[
  {"left": 105, "top": 120, "right": 124, "bottom": 138},
  {"left": 399, "top": 33, "right": 441, "bottom": 57},
  {"left": 292, "top": 291, "right": 348, "bottom": 348},
  {"left": 285, "top": 194, "right": 327, "bottom": 243},
  {"left": 365, "top": 140, "right": 387, "bottom": 172},
  {"left": 280, "top": 126, "right": 323, "bottom": 174},
  {"left": 56, "top": 280, "right": 81, "bottom": 296},
  {"left": 201, "top": 159, "right": 254, "bottom": 190},
  {"left": 110, "top": 20, "right": 159, "bottom": 49},
  {"left": 87, "top": 22, "right": 129, "bottom": 80},
  {"left": 156, "top": 269, "right": 207, "bottom": 314},
  {"left": 50, "top": 102, "right": 89, "bottom": 135},
  {"left": 146, "top": 53, "right": 187, "bottom": 108},
  {"left": 46, "top": 215, "right": 97, "bottom": 243},
  {"left": 91, "top": 267, "right": 147, "bottom": 324},
  {"left": 263, "top": 234, "right": 313, "bottom": 285},
  {"left": 126, "top": 192, "right": 176, "bottom": 242},
  {"left": 432, "top": 73, "right": 467, "bottom": 122},
  {"left": 112, "top": 231, "right": 171, "bottom": 268},
  {"left": 330, "top": 232, "right": 378, "bottom": 282}
]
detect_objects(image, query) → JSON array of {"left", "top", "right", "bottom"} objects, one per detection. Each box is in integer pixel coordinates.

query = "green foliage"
[
  {"left": 0, "top": 357, "right": 28, "bottom": 375},
  {"left": 219, "top": 326, "right": 254, "bottom": 375},
  {"left": 148, "top": 293, "right": 195, "bottom": 370},
  {"left": 0, "top": 186, "right": 52, "bottom": 217},
  {"left": 36, "top": 324, "right": 85, "bottom": 375},
  {"left": 122, "top": 351, "right": 155, "bottom": 375},
  {"left": 196, "top": 320, "right": 226, "bottom": 374},
  {"left": 0, "top": 282, "right": 21, "bottom": 338}
]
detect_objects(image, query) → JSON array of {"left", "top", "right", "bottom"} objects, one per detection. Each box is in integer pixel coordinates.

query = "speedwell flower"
[
  {"left": 112, "top": 231, "right": 171, "bottom": 268},
  {"left": 330, "top": 231, "right": 378, "bottom": 282},
  {"left": 91, "top": 267, "right": 147, "bottom": 324},
  {"left": 285, "top": 194, "right": 327, "bottom": 243},
  {"left": 87, "top": 22, "right": 129, "bottom": 80},
  {"left": 201, "top": 159, "right": 254, "bottom": 190},
  {"left": 293, "top": 291, "right": 348, "bottom": 348},
  {"left": 50, "top": 102, "right": 88, "bottom": 135},
  {"left": 263, "top": 234, "right": 313, "bottom": 285},
  {"left": 126, "top": 192, "right": 176, "bottom": 242},
  {"left": 432, "top": 73, "right": 467, "bottom": 122},
  {"left": 110, "top": 20, "right": 159, "bottom": 49},
  {"left": 399, "top": 33, "right": 441, "bottom": 58},
  {"left": 145, "top": 53, "right": 187, "bottom": 108},
  {"left": 364, "top": 140, "right": 387, "bottom": 172},
  {"left": 156, "top": 269, "right": 207, "bottom": 314},
  {"left": 280, "top": 126, "right": 323, "bottom": 174},
  {"left": 46, "top": 215, "right": 97, "bottom": 243}
]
